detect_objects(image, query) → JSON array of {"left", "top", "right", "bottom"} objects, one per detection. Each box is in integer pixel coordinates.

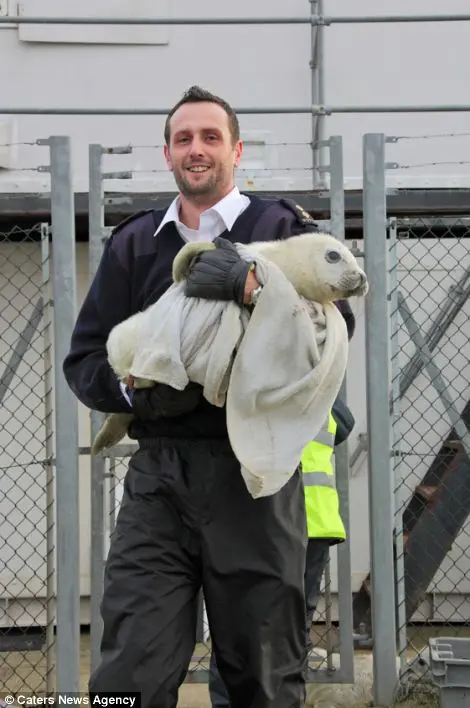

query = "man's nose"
[{"left": 189, "top": 138, "right": 205, "bottom": 156}]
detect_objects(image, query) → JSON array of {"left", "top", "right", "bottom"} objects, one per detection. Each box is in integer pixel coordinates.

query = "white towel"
[{"left": 123, "top": 246, "right": 349, "bottom": 498}]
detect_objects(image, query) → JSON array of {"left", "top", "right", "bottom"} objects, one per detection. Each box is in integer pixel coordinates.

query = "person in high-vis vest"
[
  {"left": 208, "top": 394, "right": 355, "bottom": 707},
  {"left": 302, "top": 395, "right": 354, "bottom": 658}
]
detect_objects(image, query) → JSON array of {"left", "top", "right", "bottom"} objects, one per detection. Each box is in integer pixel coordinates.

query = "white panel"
[
  {"left": 17, "top": 0, "right": 170, "bottom": 45},
  {"left": 0, "top": 2, "right": 468, "bottom": 200},
  {"left": 0, "top": 0, "right": 466, "bottom": 190},
  {"left": 0, "top": 119, "right": 18, "bottom": 168}
]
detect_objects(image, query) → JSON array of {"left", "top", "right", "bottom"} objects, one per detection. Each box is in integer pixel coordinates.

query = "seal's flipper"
[
  {"left": 172, "top": 241, "right": 216, "bottom": 283},
  {"left": 91, "top": 413, "right": 134, "bottom": 455}
]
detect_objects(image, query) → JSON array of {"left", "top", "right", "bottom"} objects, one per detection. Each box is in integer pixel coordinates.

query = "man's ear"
[
  {"left": 164, "top": 144, "right": 173, "bottom": 171},
  {"left": 233, "top": 139, "right": 243, "bottom": 168}
]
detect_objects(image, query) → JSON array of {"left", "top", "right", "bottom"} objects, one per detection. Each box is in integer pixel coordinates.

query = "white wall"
[
  {"left": 2, "top": 234, "right": 470, "bottom": 625},
  {"left": 0, "top": 0, "right": 469, "bottom": 194}
]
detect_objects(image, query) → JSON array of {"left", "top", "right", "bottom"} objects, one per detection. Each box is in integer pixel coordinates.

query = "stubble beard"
[{"left": 174, "top": 164, "right": 231, "bottom": 201}]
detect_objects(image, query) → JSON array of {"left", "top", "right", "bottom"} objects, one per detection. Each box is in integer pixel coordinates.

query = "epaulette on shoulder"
[
  {"left": 110, "top": 209, "right": 155, "bottom": 238},
  {"left": 278, "top": 198, "right": 318, "bottom": 227}
]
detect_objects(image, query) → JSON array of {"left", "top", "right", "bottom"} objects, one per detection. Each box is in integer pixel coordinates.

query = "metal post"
[
  {"left": 41, "top": 223, "right": 56, "bottom": 693},
  {"left": 49, "top": 135, "right": 80, "bottom": 693},
  {"left": 310, "top": 0, "right": 326, "bottom": 189},
  {"left": 388, "top": 219, "right": 407, "bottom": 677},
  {"left": 108, "top": 456, "right": 117, "bottom": 533},
  {"left": 329, "top": 135, "right": 354, "bottom": 683},
  {"left": 88, "top": 144, "right": 107, "bottom": 673},
  {"left": 362, "top": 133, "right": 397, "bottom": 706},
  {"left": 324, "top": 559, "right": 334, "bottom": 671}
]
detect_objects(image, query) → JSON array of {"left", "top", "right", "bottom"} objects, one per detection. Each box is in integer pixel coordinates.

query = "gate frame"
[{"left": 85, "top": 137, "right": 357, "bottom": 685}]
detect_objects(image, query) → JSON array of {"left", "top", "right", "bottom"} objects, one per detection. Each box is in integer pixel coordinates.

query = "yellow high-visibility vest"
[{"left": 300, "top": 410, "right": 346, "bottom": 542}]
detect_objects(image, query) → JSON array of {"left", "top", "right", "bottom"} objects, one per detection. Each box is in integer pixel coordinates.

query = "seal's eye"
[{"left": 325, "top": 250, "right": 341, "bottom": 264}]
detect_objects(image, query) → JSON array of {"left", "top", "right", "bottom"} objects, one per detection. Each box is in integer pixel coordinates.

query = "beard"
[{"left": 173, "top": 163, "right": 226, "bottom": 199}]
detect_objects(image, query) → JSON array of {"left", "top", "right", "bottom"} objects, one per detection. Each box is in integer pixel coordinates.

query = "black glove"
[
  {"left": 130, "top": 382, "right": 202, "bottom": 421},
  {"left": 185, "top": 237, "right": 253, "bottom": 307},
  {"left": 332, "top": 396, "right": 355, "bottom": 446}
]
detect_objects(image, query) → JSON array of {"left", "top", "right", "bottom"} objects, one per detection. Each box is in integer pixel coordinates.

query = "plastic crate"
[{"left": 428, "top": 637, "right": 470, "bottom": 708}]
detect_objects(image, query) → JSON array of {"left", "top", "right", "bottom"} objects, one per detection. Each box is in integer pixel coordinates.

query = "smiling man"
[{"left": 63, "top": 85, "right": 355, "bottom": 708}]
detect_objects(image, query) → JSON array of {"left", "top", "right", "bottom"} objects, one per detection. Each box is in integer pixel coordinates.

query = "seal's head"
[{"left": 249, "top": 231, "right": 368, "bottom": 304}]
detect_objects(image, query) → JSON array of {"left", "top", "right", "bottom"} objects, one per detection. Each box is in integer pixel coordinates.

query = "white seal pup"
[{"left": 91, "top": 231, "right": 367, "bottom": 455}]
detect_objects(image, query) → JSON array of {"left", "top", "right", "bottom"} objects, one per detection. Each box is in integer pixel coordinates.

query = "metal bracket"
[
  {"left": 103, "top": 146, "right": 133, "bottom": 155},
  {"left": 315, "top": 138, "right": 334, "bottom": 149},
  {"left": 349, "top": 432, "right": 368, "bottom": 468},
  {"left": 350, "top": 239, "right": 364, "bottom": 257},
  {"left": 104, "top": 196, "right": 133, "bottom": 206},
  {"left": 102, "top": 171, "right": 133, "bottom": 180},
  {"left": 310, "top": 14, "right": 332, "bottom": 26},
  {"left": 352, "top": 622, "right": 374, "bottom": 649},
  {"left": 311, "top": 104, "right": 331, "bottom": 116}
]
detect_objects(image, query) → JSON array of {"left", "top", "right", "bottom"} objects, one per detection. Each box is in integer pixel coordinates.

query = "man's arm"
[
  {"left": 332, "top": 396, "right": 355, "bottom": 447},
  {"left": 63, "top": 235, "right": 134, "bottom": 414}
]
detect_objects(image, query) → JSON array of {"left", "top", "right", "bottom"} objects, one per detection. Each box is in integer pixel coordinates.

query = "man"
[
  {"left": 63, "top": 85, "right": 355, "bottom": 708},
  {"left": 208, "top": 394, "right": 355, "bottom": 708}
]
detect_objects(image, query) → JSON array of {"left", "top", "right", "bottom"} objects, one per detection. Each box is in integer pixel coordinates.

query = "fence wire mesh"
[
  {"left": 389, "top": 216, "right": 470, "bottom": 702},
  {"left": 0, "top": 223, "right": 55, "bottom": 695}
]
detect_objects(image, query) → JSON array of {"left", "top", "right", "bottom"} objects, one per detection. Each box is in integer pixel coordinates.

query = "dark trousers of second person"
[{"left": 209, "top": 538, "right": 330, "bottom": 707}]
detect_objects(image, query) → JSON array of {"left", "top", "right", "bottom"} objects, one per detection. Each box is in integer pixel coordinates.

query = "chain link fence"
[
  {"left": 0, "top": 223, "right": 55, "bottom": 695},
  {"left": 8, "top": 134, "right": 470, "bottom": 704},
  {"left": 389, "top": 216, "right": 470, "bottom": 701}
]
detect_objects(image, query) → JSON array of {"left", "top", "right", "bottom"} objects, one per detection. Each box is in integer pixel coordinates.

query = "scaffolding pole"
[
  {"left": 2, "top": 14, "right": 470, "bottom": 25},
  {"left": 1, "top": 104, "right": 470, "bottom": 115},
  {"left": 310, "top": 0, "right": 327, "bottom": 189}
]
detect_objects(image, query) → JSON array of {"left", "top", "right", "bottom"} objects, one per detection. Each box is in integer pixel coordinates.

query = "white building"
[{"left": 1, "top": 0, "right": 470, "bottom": 634}]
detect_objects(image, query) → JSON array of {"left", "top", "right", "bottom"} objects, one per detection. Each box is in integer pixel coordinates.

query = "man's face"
[{"left": 164, "top": 101, "right": 243, "bottom": 201}]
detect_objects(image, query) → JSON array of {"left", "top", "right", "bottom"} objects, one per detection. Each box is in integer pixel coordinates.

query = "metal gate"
[{"left": 85, "top": 137, "right": 356, "bottom": 685}]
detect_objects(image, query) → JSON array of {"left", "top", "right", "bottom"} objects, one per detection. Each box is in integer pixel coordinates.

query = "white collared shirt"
[{"left": 154, "top": 186, "right": 251, "bottom": 243}]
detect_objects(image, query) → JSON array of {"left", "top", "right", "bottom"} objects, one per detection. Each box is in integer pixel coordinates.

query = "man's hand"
[
  {"left": 185, "top": 237, "right": 256, "bottom": 307},
  {"left": 243, "top": 269, "right": 260, "bottom": 304}
]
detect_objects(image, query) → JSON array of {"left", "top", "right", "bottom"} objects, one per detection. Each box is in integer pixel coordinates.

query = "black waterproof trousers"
[
  {"left": 208, "top": 538, "right": 331, "bottom": 706},
  {"left": 89, "top": 437, "right": 308, "bottom": 708}
]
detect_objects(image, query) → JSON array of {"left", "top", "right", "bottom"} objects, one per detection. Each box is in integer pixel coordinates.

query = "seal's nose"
[
  {"left": 349, "top": 271, "right": 368, "bottom": 294},
  {"left": 358, "top": 272, "right": 368, "bottom": 294}
]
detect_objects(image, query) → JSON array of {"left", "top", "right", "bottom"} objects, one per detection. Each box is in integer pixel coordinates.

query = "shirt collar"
[{"left": 153, "top": 186, "right": 247, "bottom": 237}]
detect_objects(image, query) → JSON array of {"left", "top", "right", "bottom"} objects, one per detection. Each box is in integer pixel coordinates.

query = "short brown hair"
[{"left": 164, "top": 85, "right": 240, "bottom": 146}]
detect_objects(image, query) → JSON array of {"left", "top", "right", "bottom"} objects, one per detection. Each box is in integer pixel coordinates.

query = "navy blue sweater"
[{"left": 63, "top": 195, "right": 355, "bottom": 440}]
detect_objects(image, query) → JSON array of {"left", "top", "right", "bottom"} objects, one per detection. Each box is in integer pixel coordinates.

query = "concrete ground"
[{"left": 0, "top": 630, "right": 441, "bottom": 707}]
